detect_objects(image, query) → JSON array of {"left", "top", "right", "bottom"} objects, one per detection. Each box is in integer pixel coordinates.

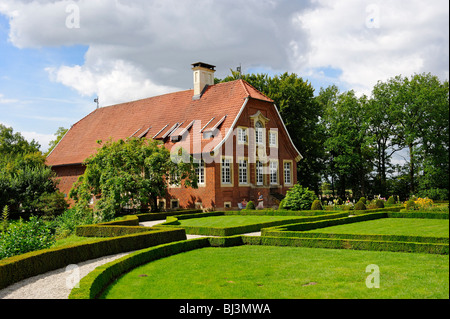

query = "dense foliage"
[
  {"left": 0, "top": 124, "right": 67, "bottom": 216},
  {"left": 69, "top": 138, "right": 198, "bottom": 220},
  {"left": 281, "top": 184, "right": 318, "bottom": 211}
]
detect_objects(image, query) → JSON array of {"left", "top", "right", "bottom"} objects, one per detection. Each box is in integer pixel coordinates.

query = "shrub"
[
  {"left": 36, "top": 191, "right": 69, "bottom": 220},
  {"left": 283, "top": 184, "right": 317, "bottom": 211},
  {"left": 52, "top": 208, "right": 95, "bottom": 238},
  {"left": 1, "top": 205, "right": 8, "bottom": 233},
  {"left": 414, "top": 197, "right": 434, "bottom": 210},
  {"left": 405, "top": 200, "right": 416, "bottom": 210},
  {"left": 0, "top": 216, "right": 55, "bottom": 260},
  {"left": 246, "top": 201, "right": 256, "bottom": 210},
  {"left": 354, "top": 200, "right": 367, "bottom": 210},
  {"left": 359, "top": 197, "right": 366, "bottom": 204},
  {"left": 387, "top": 196, "right": 396, "bottom": 205},
  {"left": 311, "top": 200, "right": 323, "bottom": 210},
  {"left": 375, "top": 199, "right": 385, "bottom": 208}
]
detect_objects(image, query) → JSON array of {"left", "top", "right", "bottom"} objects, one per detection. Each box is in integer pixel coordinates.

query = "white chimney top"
[{"left": 192, "top": 62, "right": 216, "bottom": 100}]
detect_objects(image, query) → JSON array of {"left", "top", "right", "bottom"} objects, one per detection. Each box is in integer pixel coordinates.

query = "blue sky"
[{"left": 0, "top": 0, "right": 448, "bottom": 153}]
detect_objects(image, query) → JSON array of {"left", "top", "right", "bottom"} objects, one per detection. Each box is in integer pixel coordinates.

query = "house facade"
[{"left": 46, "top": 62, "right": 302, "bottom": 210}]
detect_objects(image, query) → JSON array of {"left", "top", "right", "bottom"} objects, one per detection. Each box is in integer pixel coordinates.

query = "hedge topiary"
[
  {"left": 246, "top": 201, "right": 256, "bottom": 210},
  {"left": 405, "top": 200, "right": 416, "bottom": 210},
  {"left": 354, "top": 200, "right": 367, "bottom": 210},
  {"left": 375, "top": 199, "right": 385, "bottom": 208},
  {"left": 359, "top": 197, "right": 366, "bottom": 204},
  {"left": 387, "top": 196, "right": 396, "bottom": 205},
  {"left": 311, "top": 200, "right": 323, "bottom": 210}
]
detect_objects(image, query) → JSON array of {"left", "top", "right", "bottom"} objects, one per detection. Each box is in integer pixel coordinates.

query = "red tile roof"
[{"left": 46, "top": 80, "right": 273, "bottom": 167}]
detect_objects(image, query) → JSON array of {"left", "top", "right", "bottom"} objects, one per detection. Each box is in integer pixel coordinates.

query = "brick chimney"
[{"left": 192, "top": 62, "right": 216, "bottom": 100}]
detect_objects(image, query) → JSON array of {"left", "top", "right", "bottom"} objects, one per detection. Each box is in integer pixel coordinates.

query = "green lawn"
[
  {"left": 307, "top": 218, "right": 449, "bottom": 237},
  {"left": 100, "top": 245, "right": 449, "bottom": 299},
  {"left": 176, "top": 215, "right": 306, "bottom": 227}
]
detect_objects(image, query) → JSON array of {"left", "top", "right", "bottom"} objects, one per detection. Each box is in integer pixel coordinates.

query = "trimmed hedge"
[
  {"left": 242, "top": 236, "right": 449, "bottom": 255},
  {"left": 135, "top": 209, "right": 202, "bottom": 222},
  {"left": 70, "top": 233, "right": 449, "bottom": 299},
  {"left": 390, "top": 211, "right": 449, "bottom": 219},
  {"left": 69, "top": 238, "right": 212, "bottom": 299},
  {"left": 0, "top": 227, "right": 185, "bottom": 290},
  {"left": 160, "top": 211, "right": 349, "bottom": 236}
]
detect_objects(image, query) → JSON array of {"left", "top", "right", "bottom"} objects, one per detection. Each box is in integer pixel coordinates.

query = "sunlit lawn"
[
  {"left": 101, "top": 245, "right": 449, "bottom": 299},
  {"left": 307, "top": 218, "right": 449, "bottom": 237},
  {"left": 176, "top": 215, "right": 307, "bottom": 227}
]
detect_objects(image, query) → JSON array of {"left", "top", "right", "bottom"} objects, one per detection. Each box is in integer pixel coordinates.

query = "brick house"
[{"left": 46, "top": 62, "right": 302, "bottom": 210}]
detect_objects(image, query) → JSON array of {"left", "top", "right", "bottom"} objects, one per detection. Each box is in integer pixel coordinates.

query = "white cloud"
[
  {"left": 0, "top": 93, "right": 18, "bottom": 104},
  {"left": 1, "top": 0, "right": 448, "bottom": 101},
  {"left": 293, "top": 0, "right": 449, "bottom": 94}
]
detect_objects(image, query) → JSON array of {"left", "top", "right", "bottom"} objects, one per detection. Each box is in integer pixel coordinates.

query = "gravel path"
[
  {"left": 0, "top": 251, "right": 133, "bottom": 299},
  {"left": 0, "top": 219, "right": 260, "bottom": 299}
]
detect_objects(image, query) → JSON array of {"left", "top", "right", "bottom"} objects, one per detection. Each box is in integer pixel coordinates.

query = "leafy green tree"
[
  {"left": 70, "top": 138, "right": 198, "bottom": 220},
  {"left": 372, "top": 73, "right": 449, "bottom": 194},
  {"left": 321, "top": 89, "right": 373, "bottom": 199},
  {"left": 0, "top": 124, "right": 61, "bottom": 214}
]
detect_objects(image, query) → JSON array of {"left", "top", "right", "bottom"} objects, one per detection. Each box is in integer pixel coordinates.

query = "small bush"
[
  {"left": 246, "top": 201, "right": 256, "bottom": 210},
  {"left": 359, "top": 197, "right": 366, "bottom": 204},
  {"left": 387, "top": 196, "right": 396, "bottom": 205},
  {"left": 375, "top": 199, "right": 385, "bottom": 208},
  {"left": 405, "top": 200, "right": 416, "bottom": 210},
  {"left": 283, "top": 184, "right": 317, "bottom": 211},
  {"left": 0, "top": 216, "right": 55, "bottom": 260},
  {"left": 354, "top": 201, "right": 367, "bottom": 210},
  {"left": 311, "top": 200, "right": 323, "bottom": 210}
]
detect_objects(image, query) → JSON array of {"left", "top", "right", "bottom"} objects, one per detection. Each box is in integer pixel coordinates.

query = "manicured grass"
[
  {"left": 51, "top": 235, "right": 105, "bottom": 248},
  {"left": 100, "top": 245, "right": 449, "bottom": 299},
  {"left": 176, "top": 215, "right": 307, "bottom": 227},
  {"left": 307, "top": 218, "right": 449, "bottom": 237}
]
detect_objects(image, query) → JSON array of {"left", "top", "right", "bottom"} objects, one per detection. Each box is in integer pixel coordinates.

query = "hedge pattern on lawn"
[
  {"left": 70, "top": 231, "right": 449, "bottom": 299},
  {"left": 158, "top": 211, "right": 350, "bottom": 236}
]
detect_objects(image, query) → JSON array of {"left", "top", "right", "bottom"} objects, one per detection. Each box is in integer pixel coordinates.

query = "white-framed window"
[
  {"left": 256, "top": 160, "right": 264, "bottom": 186},
  {"left": 284, "top": 161, "right": 292, "bottom": 185},
  {"left": 238, "top": 159, "right": 248, "bottom": 185},
  {"left": 269, "top": 160, "right": 278, "bottom": 185},
  {"left": 221, "top": 157, "right": 232, "bottom": 185},
  {"left": 269, "top": 131, "right": 278, "bottom": 147},
  {"left": 255, "top": 121, "right": 264, "bottom": 145},
  {"left": 195, "top": 159, "right": 205, "bottom": 185},
  {"left": 237, "top": 127, "right": 248, "bottom": 144}
]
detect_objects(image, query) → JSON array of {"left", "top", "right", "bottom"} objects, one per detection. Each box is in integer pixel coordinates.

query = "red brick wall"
[{"left": 52, "top": 99, "right": 299, "bottom": 211}]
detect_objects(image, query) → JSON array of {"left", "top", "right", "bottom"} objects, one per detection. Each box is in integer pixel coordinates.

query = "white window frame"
[
  {"left": 269, "top": 130, "right": 278, "bottom": 148},
  {"left": 269, "top": 160, "right": 278, "bottom": 185},
  {"left": 237, "top": 127, "right": 248, "bottom": 144},
  {"left": 238, "top": 158, "right": 248, "bottom": 185},
  {"left": 195, "top": 159, "right": 205, "bottom": 186},
  {"left": 221, "top": 156, "right": 233, "bottom": 186},
  {"left": 283, "top": 160, "right": 293, "bottom": 185},
  {"left": 255, "top": 121, "right": 264, "bottom": 145},
  {"left": 256, "top": 160, "right": 264, "bottom": 186}
]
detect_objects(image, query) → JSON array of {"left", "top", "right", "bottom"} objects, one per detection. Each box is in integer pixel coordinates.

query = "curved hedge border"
[
  {"left": 159, "top": 211, "right": 350, "bottom": 236},
  {"left": 0, "top": 215, "right": 186, "bottom": 290},
  {"left": 260, "top": 212, "right": 449, "bottom": 254},
  {"left": 70, "top": 232, "right": 449, "bottom": 299}
]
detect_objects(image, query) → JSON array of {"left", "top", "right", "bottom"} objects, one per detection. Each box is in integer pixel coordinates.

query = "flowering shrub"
[{"left": 414, "top": 197, "right": 434, "bottom": 210}]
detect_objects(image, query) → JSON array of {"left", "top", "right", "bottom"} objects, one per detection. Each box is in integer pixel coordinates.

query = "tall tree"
[
  {"left": 321, "top": 89, "right": 373, "bottom": 199},
  {"left": 69, "top": 138, "right": 198, "bottom": 220},
  {"left": 373, "top": 73, "right": 449, "bottom": 194}
]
